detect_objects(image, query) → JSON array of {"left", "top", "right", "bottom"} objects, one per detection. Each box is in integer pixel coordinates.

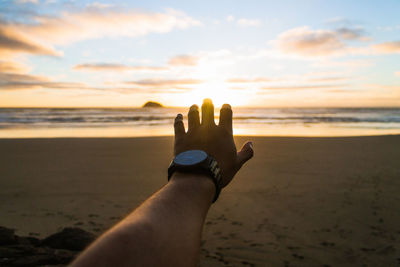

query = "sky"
[{"left": 0, "top": 0, "right": 399, "bottom": 108}]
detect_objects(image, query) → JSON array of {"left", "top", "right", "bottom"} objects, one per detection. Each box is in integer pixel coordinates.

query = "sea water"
[{"left": 0, "top": 107, "right": 400, "bottom": 138}]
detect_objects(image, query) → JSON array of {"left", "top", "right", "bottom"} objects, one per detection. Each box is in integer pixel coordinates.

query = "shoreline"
[{"left": 1, "top": 133, "right": 400, "bottom": 139}]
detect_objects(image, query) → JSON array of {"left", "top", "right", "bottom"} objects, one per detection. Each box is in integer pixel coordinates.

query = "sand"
[{"left": 0, "top": 136, "right": 400, "bottom": 266}]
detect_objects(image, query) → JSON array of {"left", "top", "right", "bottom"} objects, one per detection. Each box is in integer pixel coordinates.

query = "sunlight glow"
[{"left": 180, "top": 82, "right": 251, "bottom": 107}]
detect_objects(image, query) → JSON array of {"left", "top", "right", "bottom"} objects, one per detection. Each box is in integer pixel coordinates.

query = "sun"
[
  {"left": 180, "top": 81, "right": 250, "bottom": 108},
  {"left": 164, "top": 60, "right": 254, "bottom": 107}
]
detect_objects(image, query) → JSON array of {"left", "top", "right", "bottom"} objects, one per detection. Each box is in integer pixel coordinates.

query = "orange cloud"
[
  {"left": 261, "top": 84, "right": 346, "bottom": 90},
  {"left": 226, "top": 77, "right": 271, "bottom": 83},
  {"left": 274, "top": 26, "right": 367, "bottom": 57},
  {"left": 125, "top": 78, "right": 202, "bottom": 86},
  {"left": 0, "top": 72, "right": 85, "bottom": 90},
  {"left": 275, "top": 27, "right": 345, "bottom": 56},
  {"left": 74, "top": 63, "right": 168, "bottom": 72},
  {"left": 0, "top": 26, "right": 60, "bottom": 57},
  {"left": 168, "top": 55, "right": 199, "bottom": 66},
  {"left": 307, "top": 76, "right": 349, "bottom": 82},
  {"left": 372, "top": 41, "right": 400, "bottom": 53},
  {"left": 0, "top": 60, "right": 30, "bottom": 73},
  {"left": 0, "top": 8, "right": 200, "bottom": 57}
]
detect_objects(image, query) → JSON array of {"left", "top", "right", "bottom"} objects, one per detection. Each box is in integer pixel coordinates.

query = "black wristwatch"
[{"left": 168, "top": 150, "right": 222, "bottom": 202}]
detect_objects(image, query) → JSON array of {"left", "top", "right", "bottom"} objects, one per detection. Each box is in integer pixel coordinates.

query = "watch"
[{"left": 168, "top": 150, "right": 222, "bottom": 202}]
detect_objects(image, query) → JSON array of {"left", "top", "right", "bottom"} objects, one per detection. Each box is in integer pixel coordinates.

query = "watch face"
[{"left": 174, "top": 150, "right": 207, "bottom": 166}]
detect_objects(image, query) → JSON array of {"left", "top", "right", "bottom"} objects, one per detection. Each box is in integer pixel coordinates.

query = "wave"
[{"left": 1, "top": 108, "right": 400, "bottom": 127}]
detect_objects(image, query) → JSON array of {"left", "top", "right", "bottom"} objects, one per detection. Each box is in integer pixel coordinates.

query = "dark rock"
[
  {"left": 0, "top": 226, "right": 92, "bottom": 266},
  {"left": 0, "top": 245, "right": 76, "bottom": 266},
  {"left": 0, "top": 226, "right": 17, "bottom": 245},
  {"left": 41, "top": 227, "right": 95, "bottom": 251},
  {"left": 17, "top": 236, "right": 41, "bottom": 246},
  {"left": 142, "top": 101, "right": 163, "bottom": 108}
]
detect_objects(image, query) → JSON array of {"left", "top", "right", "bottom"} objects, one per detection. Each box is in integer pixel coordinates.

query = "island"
[{"left": 142, "top": 101, "right": 164, "bottom": 108}]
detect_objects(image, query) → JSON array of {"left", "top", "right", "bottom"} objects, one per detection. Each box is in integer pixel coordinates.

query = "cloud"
[
  {"left": 226, "top": 15, "right": 235, "bottom": 22},
  {"left": 0, "top": 60, "right": 30, "bottom": 73},
  {"left": 74, "top": 63, "right": 168, "bottom": 72},
  {"left": 274, "top": 26, "right": 367, "bottom": 57},
  {"left": 261, "top": 84, "right": 346, "bottom": 90},
  {"left": 377, "top": 25, "right": 400, "bottom": 32},
  {"left": 226, "top": 77, "right": 271, "bottom": 83},
  {"left": 20, "top": 8, "right": 200, "bottom": 45},
  {"left": 86, "top": 2, "right": 114, "bottom": 9},
  {"left": 311, "top": 59, "right": 373, "bottom": 69},
  {"left": 0, "top": 26, "right": 61, "bottom": 57},
  {"left": 325, "top": 17, "right": 352, "bottom": 25},
  {"left": 0, "top": 72, "right": 93, "bottom": 90},
  {"left": 0, "top": 8, "right": 200, "bottom": 57},
  {"left": 0, "top": 72, "right": 48, "bottom": 83},
  {"left": 372, "top": 41, "right": 400, "bottom": 53},
  {"left": 237, "top": 18, "right": 260, "bottom": 27},
  {"left": 0, "top": 71, "right": 182, "bottom": 93},
  {"left": 124, "top": 78, "right": 202, "bottom": 90},
  {"left": 335, "top": 27, "right": 367, "bottom": 40},
  {"left": 0, "top": 72, "right": 86, "bottom": 90},
  {"left": 15, "top": 0, "right": 38, "bottom": 4},
  {"left": 307, "top": 76, "right": 349, "bottom": 82},
  {"left": 168, "top": 55, "right": 199, "bottom": 66}
]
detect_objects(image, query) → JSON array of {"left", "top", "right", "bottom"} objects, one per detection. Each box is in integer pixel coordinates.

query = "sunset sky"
[{"left": 0, "top": 0, "right": 399, "bottom": 107}]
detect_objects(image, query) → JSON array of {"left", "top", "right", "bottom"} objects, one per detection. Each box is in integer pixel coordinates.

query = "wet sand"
[{"left": 0, "top": 136, "right": 400, "bottom": 266}]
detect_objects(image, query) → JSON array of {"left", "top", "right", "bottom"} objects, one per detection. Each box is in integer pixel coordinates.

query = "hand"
[{"left": 173, "top": 99, "right": 254, "bottom": 188}]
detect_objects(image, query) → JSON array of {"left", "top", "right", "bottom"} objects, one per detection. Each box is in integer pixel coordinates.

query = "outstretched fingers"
[
  {"left": 174, "top": 113, "right": 185, "bottom": 138},
  {"left": 236, "top": 141, "right": 254, "bottom": 170},
  {"left": 201, "top": 98, "right": 215, "bottom": 126},
  {"left": 188, "top": 104, "right": 200, "bottom": 132},
  {"left": 219, "top": 103, "right": 233, "bottom": 133}
]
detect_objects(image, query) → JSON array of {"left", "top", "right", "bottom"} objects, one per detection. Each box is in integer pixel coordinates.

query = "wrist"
[{"left": 169, "top": 172, "right": 216, "bottom": 204}]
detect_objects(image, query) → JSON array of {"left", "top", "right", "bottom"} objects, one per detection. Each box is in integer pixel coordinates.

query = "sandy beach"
[{"left": 1, "top": 136, "right": 400, "bottom": 266}]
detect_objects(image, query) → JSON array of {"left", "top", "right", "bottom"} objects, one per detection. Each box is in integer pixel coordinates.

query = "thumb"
[{"left": 236, "top": 141, "right": 254, "bottom": 169}]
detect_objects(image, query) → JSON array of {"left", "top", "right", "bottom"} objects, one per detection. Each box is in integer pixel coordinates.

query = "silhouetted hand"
[{"left": 173, "top": 98, "right": 254, "bottom": 187}]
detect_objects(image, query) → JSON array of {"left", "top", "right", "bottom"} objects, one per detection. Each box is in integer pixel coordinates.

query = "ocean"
[{"left": 1, "top": 107, "right": 400, "bottom": 138}]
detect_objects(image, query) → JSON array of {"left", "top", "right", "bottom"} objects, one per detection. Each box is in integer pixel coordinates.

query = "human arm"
[{"left": 71, "top": 99, "right": 254, "bottom": 267}]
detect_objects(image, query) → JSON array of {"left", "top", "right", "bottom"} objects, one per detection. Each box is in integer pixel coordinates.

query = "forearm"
[{"left": 72, "top": 172, "right": 215, "bottom": 267}]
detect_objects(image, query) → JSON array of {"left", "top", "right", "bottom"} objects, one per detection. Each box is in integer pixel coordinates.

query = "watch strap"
[{"left": 168, "top": 154, "right": 222, "bottom": 203}]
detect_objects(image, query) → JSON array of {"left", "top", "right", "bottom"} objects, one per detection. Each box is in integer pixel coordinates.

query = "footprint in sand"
[
  {"left": 360, "top": 247, "right": 375, "bottom": 252},
  {"left": 292, "top": 253, "right": 304, "bottom": 259},
  {"left": 321, "top": 241, "right": 335, "bottom": 247},
  {"left": 229, "top": 233, "right": 237, "bottom": 239}
]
